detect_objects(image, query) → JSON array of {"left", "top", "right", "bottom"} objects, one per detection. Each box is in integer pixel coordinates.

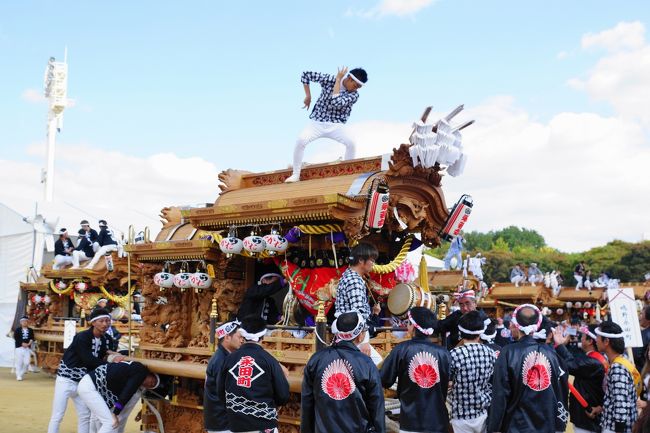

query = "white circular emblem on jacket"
[
  {"left": 408, "top": 351, "right": 440, "bottom": 388},
  {"left": 321, "top": 359, "right": 356, "bottom": 400},
  {"left": 521, "top": 351, "right": 552, "bottom": 391}
]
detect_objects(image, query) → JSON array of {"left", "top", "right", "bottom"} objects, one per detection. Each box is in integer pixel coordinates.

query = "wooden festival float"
[
  {"left": 478, "top": 280, "right": 650, "bottom": 324},
  {"left": 122, "top": 120, "right": 475, "bottom": 432},
  {"left": 16, "top": 250, "right": 142, "bottom": 373}
]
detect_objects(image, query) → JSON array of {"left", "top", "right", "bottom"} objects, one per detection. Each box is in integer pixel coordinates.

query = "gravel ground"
[{"left": 0, "top": 367, "right": 141, "bottom": 433}]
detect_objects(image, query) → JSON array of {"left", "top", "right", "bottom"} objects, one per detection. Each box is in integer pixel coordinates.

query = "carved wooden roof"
[
  {"left": 41, "top": 256, "right": 139, "bottom": 284},
  {"left": 557, "top": 288, "right": 604, "bottom": 301},
  {"left": 124, "top": 239, "right": 220, "bottom": 262},
  {"left": 20, "top": 276, "right": 51, "bottom": 291},
  {"left": 185, "top": 146, "right": 451, "bottom": 246}
]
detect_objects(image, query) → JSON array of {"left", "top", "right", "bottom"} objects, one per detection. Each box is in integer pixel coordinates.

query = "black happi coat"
[
  {"left": 218, "top": 343, "right": 289, "bottom": 433},
  {"left": 14, "top": 326, "right": 35, "bottom": 348},
  {"left": 76, "top": 236, "right": 95, "bottom": 258},
  {"left": 488, "top": 335, "right": 568, "bottom": 433},
  {"left": 204, "top": 344, "right": 230, "bottom": 432},
  {"left": 57, "top": 328, "right": 111, "bottom": 382},
  {"left": 436, "top": 309, "right": 489, "bottom": 349},
  {"left": 555, "top": 345, "right": 605, "bottom": 432},
  {"left": 237, "top": 280, "right": 284, "bottom": 323},
  {"left": 302, "top": 340, "right": 385, "bottom": 433},
  {"left": 380, "top": 337, "right": 450, "bottom": 433},
  {"left": 87, "top": 361, "right": 149, "bottom": 414},
  {"left": 97, "top": 227, "right": 117, "bottom": 247},
  {"left": 54, "top": 238, "right": 73, "bottom": 256}
]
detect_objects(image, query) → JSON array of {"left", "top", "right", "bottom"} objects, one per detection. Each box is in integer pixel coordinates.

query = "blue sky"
[{"left": 1, "top": 1, "right": 649, "bottom": 252}]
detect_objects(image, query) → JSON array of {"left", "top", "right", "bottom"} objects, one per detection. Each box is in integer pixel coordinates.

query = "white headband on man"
[
  {"left": 216, "top": 320, "right": 240, "bottom": 340},
  {"left": 480, "top": 331, "right": 496, "bottom": 341},
  {"left": 332, "top": 312, "right": 366, "bottom": 341},
  {"left": 258, "top": 273, "right": 282, "bottom": 285},
  {"left": 89, "top": 314, "right": 111, "bottom": 323},
  {"left": 595, "top": 327, "right": 624, "bottom": 339},
  {"left": 511, "top": 304, "right": 542, "bottom": 336},
  {"left": 407, "top": 310, "right": 434, "bottom": 335},
  {"left": 453, "top": 290, "right": 476, "bottom": 301},
  {"left": 580, "top": 325, "right": 597, "bottom": 340},
  {"left": 458, "top": 324, "right": 486, "bottom": 335},
  {"left": 240, "top": 328, "right": 267, "bottom": 342},
  {"left": 347, "top": 72, "right": 364, "bottom": 86}
]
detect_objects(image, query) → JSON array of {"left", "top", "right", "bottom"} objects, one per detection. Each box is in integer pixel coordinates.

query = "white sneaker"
[
  {"left": 284, "top": 173, "right": 300, "bottom": 183},
  {"left": 17, "top": 377, "right": 23, "bottom": 381}
]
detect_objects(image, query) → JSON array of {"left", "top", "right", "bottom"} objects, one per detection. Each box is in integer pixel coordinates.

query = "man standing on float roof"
[{"left": 285, "top": 66, "right": 368, "bottom": 183}]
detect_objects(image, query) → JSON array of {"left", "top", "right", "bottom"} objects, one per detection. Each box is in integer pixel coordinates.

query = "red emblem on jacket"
[
  {"left": 321, "top": 359, "right": 356, "bottom": 400},
  {"left": 521, "top": 351, "right": 552, "bottom": 391},
  {"left": 408, "top": 351, "right": 440, "bottom": 388}
]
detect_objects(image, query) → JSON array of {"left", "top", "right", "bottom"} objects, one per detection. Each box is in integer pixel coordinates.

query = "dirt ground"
[{"left": 0, "top": 367, "right": 140, "bottom": 433}]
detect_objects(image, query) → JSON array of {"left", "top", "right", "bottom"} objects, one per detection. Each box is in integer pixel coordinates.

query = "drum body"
[
  {"left": 110, "top": 307, "right": 126, "bottom": 321},
  {"left": 387, "top": 283, "right": 434, "bottom": 318}
]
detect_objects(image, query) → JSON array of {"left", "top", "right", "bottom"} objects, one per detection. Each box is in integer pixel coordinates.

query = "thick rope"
[
  {"left": 296, "top": 224, "right": 342, "bottom": 235},
  {"left": 372, "top": 237, "right": 413, "bottom": 274},
  {"left": 49, "top": 280, "right": 73, "bottom": 295}
]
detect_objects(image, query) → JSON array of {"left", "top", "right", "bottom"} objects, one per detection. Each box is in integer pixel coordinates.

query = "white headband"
[
  {"left": 240, "top": 328, "right": 267, "bottom": 342},
  {"left": 89, "top": 314, "right": 111, "bottom": 323},
  {"left": 332, "top": 312, "right": 366, "bottom": 341},
  {"left": 458, "top": 324, "right": 487, "bottom": 335},
  {"left": 217, "top": 320, "right": 240, "bottom": 340},
  {"left": 147, "top": 373, "right": 161, "bottom": 389},
  {"left": 480, "top": 331, "right": 496, "bottom": 341},
  {"left": 595, "top": 327, "right": 624, "bottom": 339},
  {"left": 258, "top": 273, "right": 282, "bottom": 285},
  {"left": 579, "top": 326, "right": 597, "bottom": 340},
  {"left": 347, "top": 72, "right": 363, "bottom": 86},
  {"left": 533, "top": 329, "right": 548, "bottom": 340},
  {"left": 511, "top": 304, "right": 543, "bottom": 336},
  {"left": 407, "top": 310, "right": 434, "bottom": 335}
]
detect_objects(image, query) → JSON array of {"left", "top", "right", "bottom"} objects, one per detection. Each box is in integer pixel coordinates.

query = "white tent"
[{"left": 0, "top": 203, "right": 33, "bottom": 367}]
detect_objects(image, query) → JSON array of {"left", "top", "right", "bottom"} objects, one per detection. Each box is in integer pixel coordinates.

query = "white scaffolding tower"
[{"left": 42, "top": 50, "right": 69, "bottom": 202}]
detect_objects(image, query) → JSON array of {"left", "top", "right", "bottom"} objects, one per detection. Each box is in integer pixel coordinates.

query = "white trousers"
[
  {"left": 80, "top": 375, "right": 140, "bottom": 433},
  {"left": 47, "top": 376, "right": 91, "bottom": 433},
  {"left": 14, "top": 347, "right": 31, "bottom": 379},
  {"left": 574, "top": 274, "right": 584, "bottom": 289},
  {"left": 53, "top": 255, "right": 74, "bottom": 270},
  {"left": 292, "top": 120, "right": 356, "bottom": 176},
  {"left": 86, "top": 245, "right": 118, "bottom": 268},
  {"left": 510, "top": 275, "right": 524, "bottom": 285},
  {"left": 72, "top": 251, "right": 92, "bottom": 268},
  {"left": 450, "top": 412, "right": 488, "bottom": 433},
  {"left": 528, "top": 274, "right": 543, "bottom": 284}
]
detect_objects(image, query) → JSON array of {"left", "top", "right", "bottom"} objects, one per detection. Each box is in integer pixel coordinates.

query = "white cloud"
[
  {"left": 21, "top": 88, "right": 46, "bottom": 103},
  {"left": 570, "top": 21, "right": 650, "bottom": 126},
  {"left": 581, "top": 21, "right": 646, "bottom": 52},
  {"left": 301, "top": 95, "right": 650, "bottom": 252},
  {"left": 0, "top": 144, "right": 220, "bottom": 239},
  {"left": 347, "top": 0, "right": 436, "bottom": 19}
]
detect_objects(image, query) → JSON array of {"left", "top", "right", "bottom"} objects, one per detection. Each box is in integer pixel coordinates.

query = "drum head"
[
  {"left": 110, "top": 307, "right": 125, "bottom": 321},
  {"left": 387, "top": 283, "right": 415, "bottom": 317}
]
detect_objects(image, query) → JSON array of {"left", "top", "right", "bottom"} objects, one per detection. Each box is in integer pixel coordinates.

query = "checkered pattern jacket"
[
  {"left": 601, "top": 361, "right": 638, "bottom": 433},
  {"left": 334, "top": 268, "right": 371, "bottom": 320},
  {"left": 301, "top": 71, "right": 360, "bottom": 123},
  {"left": 450, "top": 342, "right": 496, "bottom": 419}
]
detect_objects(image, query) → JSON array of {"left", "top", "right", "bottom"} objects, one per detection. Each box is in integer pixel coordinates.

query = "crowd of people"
[
  {"left": 20, "top": 240, "right": 648, "bottom": 432},
  {"left": 509, "top": 261, "right": 616, "bottom": 293},
  {"left": 53, "top": 219, "right": 119, "bottom": 270}
]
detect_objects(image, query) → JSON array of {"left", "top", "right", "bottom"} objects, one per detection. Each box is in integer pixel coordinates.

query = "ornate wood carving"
[{"left": 218, "top": 169, "right": 252, "bottom": 193}]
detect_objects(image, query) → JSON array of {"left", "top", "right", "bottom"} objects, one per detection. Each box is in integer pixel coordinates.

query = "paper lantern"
[
  {"left": 219, "top": 237, "right": 244, "bottom": 255},
  {"left": 154, "top": 272, "right": 174, "bottom": 289},
  {"left": 263, "top": 234, "right": 288, "bottom": 253},
  {"left": 243, "top": 235, "right": 266, "bottom": 254},
  {"left": 173, "top": 273, "right": 193, "bottom": 290}
]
